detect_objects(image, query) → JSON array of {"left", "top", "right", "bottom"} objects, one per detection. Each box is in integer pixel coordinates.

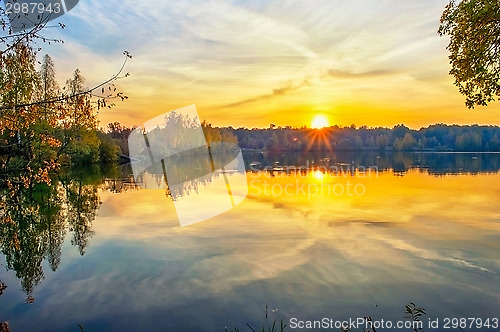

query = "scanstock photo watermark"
[
  {"left": 128, "top": 105, "right": 248, "bottom": 227},
  {"left": 289, "top": 317, "right": 499, "bottom": 330},
  {"left": 248, "top": 161, "right": 379, "bottom": 199},
  {"left": 3, "top": 0, "right": 79, "bottom": 32},
  {"left": 289, "top": 317, "right": 423, "bottom": 330}
]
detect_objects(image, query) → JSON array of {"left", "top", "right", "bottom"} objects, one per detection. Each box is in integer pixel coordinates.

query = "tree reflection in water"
[
  {"left": 0, "top": 155, "right": 233, "bottom": 304},
  {"left": 0, "top": 165, "right": 121, "bottom": 303}
]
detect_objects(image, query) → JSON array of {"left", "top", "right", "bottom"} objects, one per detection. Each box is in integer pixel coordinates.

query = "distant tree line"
[
  {"left": 222, "top": 124, "right": 500, "bottom": 152},
  {"left": 103, "top": 122, "right": 500, "bottom": 156}
]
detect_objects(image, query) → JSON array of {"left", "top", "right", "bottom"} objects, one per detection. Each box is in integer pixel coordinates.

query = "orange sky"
[{"left": 43, "top": 0, "right": 500, "bottom": 129}]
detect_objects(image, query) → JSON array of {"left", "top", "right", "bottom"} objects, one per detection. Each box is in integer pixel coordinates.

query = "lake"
[{"left": 0, "top": 152, "right": 499, "bottom": 331}]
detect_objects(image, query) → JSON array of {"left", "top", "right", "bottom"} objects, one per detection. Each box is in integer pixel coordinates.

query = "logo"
[
  {"left": 128, "top": 105, "right": 248, "bottom": 227},
  {"left": 4, "top": 0, "right": 79, "bottom": 32}
]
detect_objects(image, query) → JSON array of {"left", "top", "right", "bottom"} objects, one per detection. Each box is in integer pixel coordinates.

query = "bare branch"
[{"left": 0, "top": 51, "right": 132, "bottom": 110}]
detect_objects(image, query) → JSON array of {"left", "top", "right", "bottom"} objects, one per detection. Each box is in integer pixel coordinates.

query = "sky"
[{"left": 38, "top": 0, "right": 500, "bottom": 129}]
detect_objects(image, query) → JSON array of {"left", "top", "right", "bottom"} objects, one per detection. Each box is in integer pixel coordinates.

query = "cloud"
[
  {"left": 221, "top": 66, "right": 394, "bottom": 108},
  {"left": 377, "top": 237, "right": 492, "bottom": 274},
  {"left": 327, "top": 68, "right": 393, "bottom": 78},
  {"left": 222, "top": 76, "right": 313, "bottom": 108},
  {"left": 41, "top": 0, "right": 498, "bottom": 129}
]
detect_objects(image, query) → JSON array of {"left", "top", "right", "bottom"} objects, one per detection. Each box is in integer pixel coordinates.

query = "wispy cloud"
[
  {"left": 221, "top": 66, "right": 394, "bottom": 108},
  {"left": 222, "top": 76, "right": 313, "bottom": 108},
  {"left": 38, "top": 0, "right": 500, "bottom": 128},
  {"left": 378, "top": 237, "right": 492, "bottom": 274}
]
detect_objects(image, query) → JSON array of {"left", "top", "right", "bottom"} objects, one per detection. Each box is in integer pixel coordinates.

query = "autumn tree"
[
  {"left": 0, "top": 43, "right": 44, "bottom": 167},
  {"left": 0, "top": 4, "right": 131, "bottom": 172},
  {"left": 439, "top": 0, "right": 500, "bottom": 108},
  {"left": 38, "top": 54, "right": 60, "bottom": 125},
  {"left": 39, "top": 54, "right": 59, "bottom": 101}
]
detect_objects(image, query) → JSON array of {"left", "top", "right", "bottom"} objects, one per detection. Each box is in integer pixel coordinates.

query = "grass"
[{"left": 226, "top": 302, "right": 426, "bottom": 332}]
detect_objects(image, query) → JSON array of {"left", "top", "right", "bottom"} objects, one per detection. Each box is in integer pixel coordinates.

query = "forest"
[
  {"left": 228, "top": 124, "right": 500, "bottom": 152},
  {"left": 104, "top": 122, "right": 500, "bottom": 156}
]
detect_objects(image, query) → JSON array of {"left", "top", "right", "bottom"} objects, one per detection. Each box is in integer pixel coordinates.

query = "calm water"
[{"left": 0, "top": 152, "right": 499, "bottom": 331}]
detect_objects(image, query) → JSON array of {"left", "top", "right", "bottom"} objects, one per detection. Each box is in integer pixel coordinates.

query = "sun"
[
  {"left": 311, "top": 114, "right": 329, "bottom": 129},
  {"left": 313, "top": 170, "right": 325, "bottom": 181}
]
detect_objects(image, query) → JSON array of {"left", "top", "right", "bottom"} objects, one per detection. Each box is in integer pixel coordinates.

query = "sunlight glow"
[
  {"left": 311, "top": 115, "right": 329, "bottom": 129},
  {"left": 313, "top": 170, "right": 325, "bottom": 181}
]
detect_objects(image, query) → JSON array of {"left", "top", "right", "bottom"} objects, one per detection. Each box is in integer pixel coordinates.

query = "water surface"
[{"left": 0, "top": 153, "right": 499, "bottom": 331}]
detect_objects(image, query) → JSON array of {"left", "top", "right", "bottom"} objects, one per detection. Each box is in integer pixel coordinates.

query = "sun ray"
[{"left": 305, "top": 127, "right": 334, "bottom": 152}]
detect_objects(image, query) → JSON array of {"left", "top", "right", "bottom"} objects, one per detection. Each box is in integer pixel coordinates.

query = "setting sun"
[{"left": 311, "top": 115, "right": 329, "bottom": 129}]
